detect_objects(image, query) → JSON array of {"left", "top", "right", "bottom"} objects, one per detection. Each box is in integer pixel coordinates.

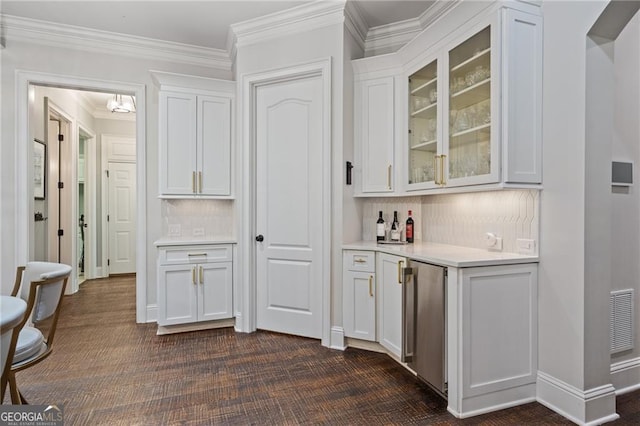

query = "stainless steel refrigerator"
[{"left": 402, "top": 260, "right": 447, "bottom": 397}]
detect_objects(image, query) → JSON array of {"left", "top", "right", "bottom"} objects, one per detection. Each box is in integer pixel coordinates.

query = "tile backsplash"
[
  {"left": 362, "top": 190, "right": 539, "bottom": 254},
  {"left": 162, "top": 199, "right": 235, "bottom": 239}
]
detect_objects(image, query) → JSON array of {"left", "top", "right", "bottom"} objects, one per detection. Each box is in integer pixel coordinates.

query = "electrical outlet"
[
  {"left": 517, "top": 239, "right": 536, "bottom": 255},
  {"left": 193, "top": 227, "right": 205, "bottom": 237},
  {"left": 485, "top": 232, "right": 503, "bottom": 251},
  {"left": 168, "top": 224, "right": 181, "bottom": 237}
]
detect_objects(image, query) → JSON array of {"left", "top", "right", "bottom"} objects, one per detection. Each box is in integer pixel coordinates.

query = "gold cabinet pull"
[
  {"left": 397, "top": 260, "right": 404, "bottom": 284},
  {"left": 192, "top": 267, "right": 196, "bottom": 285},
  {"left": 369, "top": 275, "right": 374, "bottom": 297},
  {"left": 198, "top": 171, "right": 203, "bottom": 193},
  {"left": 192, "top": 171, "right": 197, "bottom": 193},
  {"left": 434, "top": 155, "right": 440, "bottom": 185},
  {"left": 387, "top": 164, "right": 392, "bottom": 189},
  {"left": 440, "top": 154, "right": 446, "bottom": 185},
  {"left": 354, "top": 258, "right": 366, "bottom": 264},
  {"left": 199, "top": 266, "right": 203, "bottom": 284},
  {"left": 188, "top": 253, "right": 207, "bottom": 257}
]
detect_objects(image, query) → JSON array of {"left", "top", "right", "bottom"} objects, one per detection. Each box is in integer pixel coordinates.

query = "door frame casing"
[
  {"left": 238, "top": 58, "right": 332, "bottom": 347},
  {"left": 101, "top": 134, "right": 137, "bottom": 277},
  {"left": 15, "top": 70, "right": 148, "bottom": 323},
  {"left": 45, "top": 100, "right": 75, "bottom": 291},
  {"left": 77, "top": 123, "right": 97, "bottom": 281}
]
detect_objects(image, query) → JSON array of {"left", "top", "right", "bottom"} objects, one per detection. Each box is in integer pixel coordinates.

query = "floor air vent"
[{"left": 611, "top": 289, "right": 634, "bottom": 354}]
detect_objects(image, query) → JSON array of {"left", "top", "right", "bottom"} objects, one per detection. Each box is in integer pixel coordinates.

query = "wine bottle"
[
  {"left": 376, "top": 211, "right": 385, "bottom": 242},
  {"left": 391, "top": 211, "right": 400, "bottom": 241},
  {"left": 406, "top": 210, "right": 414, "bottom": 243}
]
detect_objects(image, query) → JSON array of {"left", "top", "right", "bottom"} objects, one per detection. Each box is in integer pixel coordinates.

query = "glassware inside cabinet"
[
  {"left": 408, "top": 59, "right": 437, "bottom": 185},
  {"left": 448, "top": 26, "right": 491, "bottom": 180}
]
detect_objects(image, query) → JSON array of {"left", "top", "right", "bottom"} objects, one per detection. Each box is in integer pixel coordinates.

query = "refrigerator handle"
[{"left": 401, "top": 266, "right": 414, "bottom": 363}]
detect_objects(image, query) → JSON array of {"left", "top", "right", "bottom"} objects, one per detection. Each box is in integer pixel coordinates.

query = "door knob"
[{"left": 255, "top": 235, "right": 264, "bottom": 242}]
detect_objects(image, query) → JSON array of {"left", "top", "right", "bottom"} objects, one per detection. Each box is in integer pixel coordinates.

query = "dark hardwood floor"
[{"left": 3, "top": 275, "right": 639, "bottom": 424}]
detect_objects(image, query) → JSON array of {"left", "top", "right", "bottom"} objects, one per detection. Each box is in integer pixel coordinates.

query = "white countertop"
[
  {"left": 342, "top": 241, "right": 538, "bottom": 268},
  {"left": 154, "top": 238, "right": 237, "bottom": 247}
]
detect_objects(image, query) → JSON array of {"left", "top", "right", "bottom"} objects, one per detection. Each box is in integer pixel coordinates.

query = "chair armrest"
[{"left": 11, "top": 266, "right": 26, "bottom": 297}]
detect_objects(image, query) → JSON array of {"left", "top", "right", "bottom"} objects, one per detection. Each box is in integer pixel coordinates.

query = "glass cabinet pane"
[
  {"left": 408, "top": 59, "right": 438, "bottom": 185},
  {"left": 448, "top": 26, "right": 491, "bottom": 180}
]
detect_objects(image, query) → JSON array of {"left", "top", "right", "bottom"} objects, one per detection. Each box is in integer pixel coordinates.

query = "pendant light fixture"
[{"left": 107, "top": 94, "right": 136, "bottom": 113}]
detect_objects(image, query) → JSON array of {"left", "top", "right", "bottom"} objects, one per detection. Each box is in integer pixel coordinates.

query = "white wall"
[
  {"left": 340, "top": 26, "right": 365, "bottom": 331},
  {"left": 538, "top": 0, "right": 610, "bottom": 414},
  {"left": 610, "top": 11, "right": 640, "bottom": 366},
  {"left": 584, "top": 33, "right": 616, "bottom": 396},
  {"left": 234, "top": 20, "right": 346, "bottom": 337},
  {"left": 0, "top": 37, "right": 231, "bottom": 319}
]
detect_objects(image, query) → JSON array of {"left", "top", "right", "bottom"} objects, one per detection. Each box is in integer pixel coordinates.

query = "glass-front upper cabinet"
[
  {"left": 447, "top": 25, "right": 495, "bottom": 185},
  {"left": 408, "top": 59, "right": 438, "bottom": 186}
]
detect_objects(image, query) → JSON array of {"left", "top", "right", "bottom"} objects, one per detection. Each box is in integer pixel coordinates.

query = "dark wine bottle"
[
  {"left": 406, "top": 210, "right": 414, "bottom": 243},
  {"left": 376, "top": 211, "right": 385, "bottom": 242},
  {"left": 391, "top": 211, "right": 400, "bottom": 241}
]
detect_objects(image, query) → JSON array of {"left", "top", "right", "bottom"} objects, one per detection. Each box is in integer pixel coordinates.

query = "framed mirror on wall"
[{"left": 34, "top": 139, "right": 46, "bottom": 200}]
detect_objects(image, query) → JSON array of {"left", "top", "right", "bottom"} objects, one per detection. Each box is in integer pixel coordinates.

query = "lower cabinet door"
[
  {"left": 158, "top": 264, "right": 199, "bottom": 326},
  {"left": 199, "top": 262, "right": 233, "bottom": 321},
  {"left": 343, "top": 270, "right": 376, "bottom": 341},
  {"left": 377, "top": 252, "right": 406, "bottom": 358}
]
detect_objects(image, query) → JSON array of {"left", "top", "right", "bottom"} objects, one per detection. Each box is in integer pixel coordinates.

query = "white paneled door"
[
  {"left": 255, "top": 74, "right": 324, "bottom": 339},
  {"left": 108, "top": 162, "right": 136, "bottom": 274}
]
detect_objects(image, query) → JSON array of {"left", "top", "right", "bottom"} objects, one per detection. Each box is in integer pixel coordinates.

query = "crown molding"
[
  {"left": 417, "top": 0, "right": 461, "bottom": 30},
  {"left": 0, "top": 14, "right": 232, "bottom": 71},
  {"left": 92, "top": 109, "right": 137, "bottom": 122},
  {"left": 343, "top": 1, "right": 367, "bottom": 51},
  {"left": 365, "top": 18, "right": 422, "bottom": 57},
  {"left": 230, "top": 0, "right": 347, "bottom": 48},
  {"left": 150, "top": 70, "right": 235, "bottom": 95},
  {"left": 364, "top": 0, "right": 461, "bottom": 57}
]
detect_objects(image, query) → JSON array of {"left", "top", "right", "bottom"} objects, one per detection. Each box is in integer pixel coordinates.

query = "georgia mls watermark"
[{"left": 0, "top": 405, "right": 63, "bottom": 426}]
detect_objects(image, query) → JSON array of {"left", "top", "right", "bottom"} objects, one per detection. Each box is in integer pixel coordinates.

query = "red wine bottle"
[
  {"left": 376, "top": 211, "right": 385, "bottom": 242},
  {"left": 406, "top": 210, "right": 414, "bottom": 243}
]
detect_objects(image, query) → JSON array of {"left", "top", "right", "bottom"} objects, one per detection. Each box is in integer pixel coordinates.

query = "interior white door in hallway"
[
  {"left": 255, "top": 74, "right": 324, "bottom": 339},
  {"left": 46, "top": 113, "right": 72, "bottom": 268},
  {"left": 108, "top": 162, "right": 136, "bottom": 274}
]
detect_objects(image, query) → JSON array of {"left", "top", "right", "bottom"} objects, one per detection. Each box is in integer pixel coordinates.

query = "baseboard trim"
[
  {"left": 448, "top": 394, "right": 537, "bottom": 419},
  {"left": 330, "top": 326, "right": 346, "bottom": 350},
  {"left": 537, "top": 371, "right": 619, "bottom": 425},
  {"left": 157, "top": 318, "right": 235, "bottom": 335},
  {"left": 146, "top": 304, "right": 158, "bottom": 323},
  {"left": 611, "top": 357, "right": 640, "bottom": 395}
]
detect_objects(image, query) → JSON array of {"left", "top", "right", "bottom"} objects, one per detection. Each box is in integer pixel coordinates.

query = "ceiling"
[
  {"left": 0, "top": 0, "right": 435, "bottom": 51},
  {"left": 2, "top": 1, "right": 434, "bottom": 117}
]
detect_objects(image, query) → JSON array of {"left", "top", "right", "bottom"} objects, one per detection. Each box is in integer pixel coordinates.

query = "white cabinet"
[
  {"left": 343, "top": 251, "right": 376, "bottom": 341},
  {"left": 157, "top": 244, "right": 233, "bottom": 326},
  {"left": 447, "top": 263, "right": 538, "bottom": 417},
  {"left": 354, "top": 76, "right": 395, "bottom": 194},
  {"left": 376, "top": 252, "right": 406, "bottom": 358},
  {"left": 154, "top": 72, "right": 234, "bottom": 198},
  {"left": 354, "top": 3, "right": 542, "bottom": 195}
]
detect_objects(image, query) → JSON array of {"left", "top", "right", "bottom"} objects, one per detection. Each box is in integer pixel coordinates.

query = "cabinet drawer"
[
  {"left": 344, "top": 251, "right": 375, "bottom": 272},
  {"left": 159, "top": 245, "right": 232, "bottom": 265}
]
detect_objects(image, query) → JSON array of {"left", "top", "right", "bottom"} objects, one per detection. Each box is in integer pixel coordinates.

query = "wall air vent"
[{"left": 610, "top": 289, "right": 634, "bottom": 354}]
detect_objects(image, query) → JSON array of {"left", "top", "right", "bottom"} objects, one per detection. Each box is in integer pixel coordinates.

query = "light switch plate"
[
  {"left": 517, "top": 239, "right": 536, "bottom": 255},
  {"left": 168, "top": 224, "right": 181, "bottom": 237}
]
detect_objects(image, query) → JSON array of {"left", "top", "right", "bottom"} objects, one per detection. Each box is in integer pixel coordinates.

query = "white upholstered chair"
[
  {"left": 7, "top": 262, "right": 72, "bottom": 404},
  {"left": 1, "top": 296, "right": 27, "bottom": 402}
]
